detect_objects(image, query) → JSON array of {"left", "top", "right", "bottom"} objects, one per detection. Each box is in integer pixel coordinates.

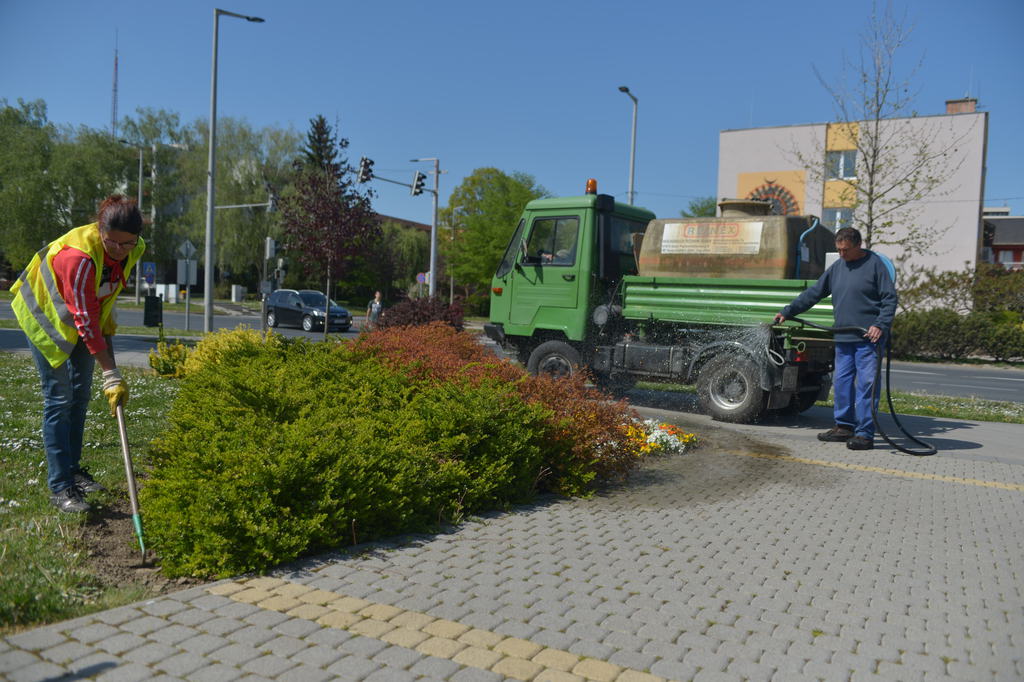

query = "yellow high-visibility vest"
[{"left": 11, "top": 222, "right": 145, "bottom": 368}]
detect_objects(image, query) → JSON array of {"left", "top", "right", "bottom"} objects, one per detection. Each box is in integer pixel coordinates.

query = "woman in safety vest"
[{"left": 11, "top": 195, "right": 145, "bottom": 513}]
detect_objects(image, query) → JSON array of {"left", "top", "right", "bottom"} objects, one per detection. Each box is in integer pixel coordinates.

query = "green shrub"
[
  {"left": 892, "top": 309, "right": 976, "bottom": 360},
  {"left": 142, "top": 339, "right": 552, "bottom": 577},
  {"left": 972, "top": 312, "right": 1024, "bottom": 361},
  {"left": 147, "top": 325, "right": 191, "bottom": 377},
  {"left": 183, "top": 325, "right": 288, "bottom": 376}
]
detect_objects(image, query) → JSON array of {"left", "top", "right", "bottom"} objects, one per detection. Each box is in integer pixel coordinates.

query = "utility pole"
[{"left": 410, "top": 158, "right": 441, "bottom": 297}]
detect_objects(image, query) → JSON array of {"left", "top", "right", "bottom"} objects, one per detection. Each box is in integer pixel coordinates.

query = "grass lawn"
[{"left": 0, "top": 353, "right": 179, "bottom": 633}]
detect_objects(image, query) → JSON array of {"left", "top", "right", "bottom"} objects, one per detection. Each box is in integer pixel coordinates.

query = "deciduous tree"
[
  {"left": 439, "top": 168, "right": 548, "bottom": 309},
  {"left": 679, "top": 196, "right": 717, "bottom": 218},
  {"left": 277, "top": 116, "right": 377, "bottom": 337},
  {"left": 791, "top": 1, "right": 973, "bottom": 254}
]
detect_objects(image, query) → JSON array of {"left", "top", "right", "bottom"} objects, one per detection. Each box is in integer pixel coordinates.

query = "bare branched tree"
[{"left": 792, "top": 1, "right": 975, "bottom": 255}]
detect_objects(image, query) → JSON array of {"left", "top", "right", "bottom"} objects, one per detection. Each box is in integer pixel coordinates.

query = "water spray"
[{"left": 786, "top": 317, "right": 936, "bottom": 456}]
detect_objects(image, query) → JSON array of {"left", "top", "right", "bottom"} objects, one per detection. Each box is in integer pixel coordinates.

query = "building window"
[
  {"left": 822, "top": 208, "right": 853, "bottom": 230},
  {"left": 826, "top": 150, "right": 857, "bottom": 180}
]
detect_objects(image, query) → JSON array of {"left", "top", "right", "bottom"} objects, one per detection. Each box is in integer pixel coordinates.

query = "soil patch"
[{"left": 80, "top": 495, "right": 209, "bottom": 596}]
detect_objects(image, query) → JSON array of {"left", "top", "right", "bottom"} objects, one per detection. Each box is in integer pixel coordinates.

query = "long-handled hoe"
[{"left": 114, "top": 403, "right": 147, "bottom": 562}]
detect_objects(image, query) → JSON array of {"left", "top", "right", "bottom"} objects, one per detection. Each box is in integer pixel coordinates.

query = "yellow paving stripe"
[
  {"left": 725, "top": 450, "right": 1024, "bottom": 491},
  {"left": 209, "top": 577, "right": 669, "bottom": 682}
]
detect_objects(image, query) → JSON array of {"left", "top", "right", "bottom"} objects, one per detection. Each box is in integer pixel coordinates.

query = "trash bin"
[{"left": 144, "top": 294, "right": 163, "bottom": 327}]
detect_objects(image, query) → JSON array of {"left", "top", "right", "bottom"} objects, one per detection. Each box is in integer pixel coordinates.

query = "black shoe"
[
  {"left": 847, "top": 436, "right": 874, "bottom": 450},
  {"left": 818, "top": 425, "right": 854, "bottom": 442},
  {"left": 50, "top": 486, "right": 91, "bottom": 513},
  {"left": 74, "top": 468, "right": 106, "bottom": 494}
]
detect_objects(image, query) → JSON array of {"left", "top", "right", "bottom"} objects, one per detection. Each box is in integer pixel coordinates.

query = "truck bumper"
[{"left": 483, "top": 323, "right": 506, "bottom": 345}]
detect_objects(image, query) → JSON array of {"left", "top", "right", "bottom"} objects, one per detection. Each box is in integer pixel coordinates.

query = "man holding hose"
[
  {"left": 774, "top": 227, "right": 897, "bottom": 450},
  {"left": 11, "top": 195, "right": 145, "bottom": 512}
]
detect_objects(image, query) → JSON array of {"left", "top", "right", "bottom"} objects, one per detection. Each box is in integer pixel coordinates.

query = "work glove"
[{"left": 102, "top": 368, "right": 129, "bottom": 416}]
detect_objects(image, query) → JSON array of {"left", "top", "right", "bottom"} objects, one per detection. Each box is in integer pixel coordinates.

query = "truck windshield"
[{"left": 495, "top": 219, "right": 526, "bottom": 278}]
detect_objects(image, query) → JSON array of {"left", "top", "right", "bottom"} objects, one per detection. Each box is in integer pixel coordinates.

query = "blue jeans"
[
  {"left": 833, "top": 340, "right": 883, "bottom": 439},
  {"left": 28, "top": 336, "right": 96, "bottom": 494}
]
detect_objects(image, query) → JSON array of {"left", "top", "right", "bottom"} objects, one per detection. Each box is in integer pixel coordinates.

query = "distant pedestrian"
[
  {"left": 11, "top": 195, "right": 145, "bottom": 512},
  {"left": 774, "top": 227, "right": 897, "bottom": 450},
  {"left": 365, "top": 290, "right": 384, "bottom": 330}
]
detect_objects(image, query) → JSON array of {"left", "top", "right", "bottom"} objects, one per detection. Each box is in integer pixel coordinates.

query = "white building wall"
[{"left": 718, "top": 112, "right": 987, "bottom": 274}]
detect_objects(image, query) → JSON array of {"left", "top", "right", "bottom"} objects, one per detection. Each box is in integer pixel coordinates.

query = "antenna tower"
[{"left": 111, "top": 31, "right": 119, "bottom": 136}]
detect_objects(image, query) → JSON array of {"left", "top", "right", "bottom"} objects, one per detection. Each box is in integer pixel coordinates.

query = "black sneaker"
[
  {"left": 847, "top": 436, "right": 874, "bottom": 450},
  {"left": 817, "top": 425, "right": 854, "bottom": 442},
  {"left": 74, "top": 468, "right": 106, "bottom": 494},
  {"left": 50, "top": 486, "right": 91, "bottom": 513}
]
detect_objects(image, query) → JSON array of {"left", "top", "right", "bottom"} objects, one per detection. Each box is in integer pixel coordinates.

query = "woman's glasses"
[{"left": 101, "top": 235, "right": 138, "bottom": 249}]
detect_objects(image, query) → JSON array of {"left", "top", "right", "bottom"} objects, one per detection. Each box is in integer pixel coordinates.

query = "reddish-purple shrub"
[
  {"left": 375, "top": 296, "right": 464, "bottom": 331},
  {"left": 353, "top": 323, "right": 640, "bottom": 493}
]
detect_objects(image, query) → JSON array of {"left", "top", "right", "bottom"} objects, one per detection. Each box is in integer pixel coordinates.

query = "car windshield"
[{"left": 299, "top": 292, "right": 327, "bottom": 307}]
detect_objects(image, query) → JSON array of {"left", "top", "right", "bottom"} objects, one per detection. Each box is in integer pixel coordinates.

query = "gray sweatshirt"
[{"left": 780, "top": 250, "right": 898, "bottom": 344}]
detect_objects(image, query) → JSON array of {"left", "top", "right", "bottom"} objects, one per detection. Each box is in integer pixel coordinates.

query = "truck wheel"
[
  {"left": 527, "top": 341, "right": 581, "bottom": 379},
  {"left": 697, "top": 354, "right": 767, "bottom": 423}
]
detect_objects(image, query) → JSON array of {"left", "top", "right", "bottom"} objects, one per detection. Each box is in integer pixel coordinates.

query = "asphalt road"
[{"left": 2, "top": 299, "right": 1022, "bottom": 403}]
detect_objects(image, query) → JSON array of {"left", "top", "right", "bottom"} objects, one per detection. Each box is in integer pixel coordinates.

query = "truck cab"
[{"left": 486, "top": 187, "right": 654, "bottom": 360}]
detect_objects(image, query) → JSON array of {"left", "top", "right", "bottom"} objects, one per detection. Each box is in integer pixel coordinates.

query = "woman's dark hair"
[
  {"left": 97, "top": 195, "right": 143, "bottom": 235},
  {"left": 834, "top": 226, "right": 863, "bottom": 245}
]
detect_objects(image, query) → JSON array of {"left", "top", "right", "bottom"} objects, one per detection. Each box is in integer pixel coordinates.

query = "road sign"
[
  {"left": 177, "top": 259, "right": 197, "bottom": 286},
  {"left": 141, "top": 261, "right": 156, "bottom": 285},
  {"left": 178, "top": 239, "right": 197, "bottom": 260},
  {"left": 416, "top": 272, "right": 426, "bottom": 284}
]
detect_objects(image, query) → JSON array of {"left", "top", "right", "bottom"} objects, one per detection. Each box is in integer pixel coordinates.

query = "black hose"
[{"left": 787, "top": 317, "right": 937, "bottom": 456}]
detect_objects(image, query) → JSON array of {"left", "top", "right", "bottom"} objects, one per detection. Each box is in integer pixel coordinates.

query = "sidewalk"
[{"left": 3, "top": 403, "right": 1022, "bottom": 681}]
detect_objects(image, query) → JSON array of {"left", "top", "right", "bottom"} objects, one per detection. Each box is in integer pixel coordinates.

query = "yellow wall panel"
[
  {"left": 826, "top": 123, "right": 859, "bottom": 150},
  {"left": 824, "top": 180, "right": 856, "bottom": 207},
  {"left": 736, "top": 170, "right": 806, "bottom": 215}
]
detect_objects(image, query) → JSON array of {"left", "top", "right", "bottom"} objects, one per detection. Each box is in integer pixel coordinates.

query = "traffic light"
[
  {"left": 412, "top": 171, "right": 426, "bottom": 196},
  {"left": 265, "top": 181, "right": 278, "bottom": 212},
  {"left": 358, "top": 157, "right": 374, "bottom": 183}
]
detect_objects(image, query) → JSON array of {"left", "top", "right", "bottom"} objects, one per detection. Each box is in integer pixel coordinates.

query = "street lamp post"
[
  {"left": 204, "top": 7, "right": 264, "bottom": 333},
  {"left": 410, "top": 157, "right": 440, "bottom": 297},
  {"left": 618, "top": 85, "right": 638, "bottom": 205},
  {"left": 133, "top": 148, "right": 143, "bottom": 302}
]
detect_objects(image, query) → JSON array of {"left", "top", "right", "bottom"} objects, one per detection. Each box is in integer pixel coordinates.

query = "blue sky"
[{"left": 2, "top": 0, "right": 1022, "bottom": 227}]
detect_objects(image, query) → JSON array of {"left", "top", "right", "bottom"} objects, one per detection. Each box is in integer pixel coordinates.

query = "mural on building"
[
  {"left": 747, "top": 181, "right": 801, "bottom": 215},
  {"left": 736, "top": 171, "right": 806, "bottom": 216}
]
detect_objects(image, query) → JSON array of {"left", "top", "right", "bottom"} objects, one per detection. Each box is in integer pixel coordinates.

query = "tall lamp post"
[
  {"left": 204, "top": 7, "right": 264, "bottom": 333},
  {"left": 410, "top": 157, "right": 440, "bottom": 297},
  {"left": 618, "top": 86, "right": 638, "bottom": 205}
]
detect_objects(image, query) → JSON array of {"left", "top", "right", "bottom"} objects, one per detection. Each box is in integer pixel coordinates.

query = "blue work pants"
[
  {"left": 28, "top": 336, "right": 95, "bottom": 494},
  {"left": 833, "top": 340, "right": 883, "bottom": 439}
]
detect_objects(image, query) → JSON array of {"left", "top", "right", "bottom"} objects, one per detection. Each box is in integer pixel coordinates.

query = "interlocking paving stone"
[{"left": 4, "top": 417, "right": 1024, "bottom": 681}]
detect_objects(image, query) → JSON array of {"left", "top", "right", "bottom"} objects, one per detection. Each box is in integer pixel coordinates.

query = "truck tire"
[
  {"left": 697, "top": 354, "right": 767, "bottom": 423},
  {"left": 527, "top": 340, "right": 581, "bottom": 379}
]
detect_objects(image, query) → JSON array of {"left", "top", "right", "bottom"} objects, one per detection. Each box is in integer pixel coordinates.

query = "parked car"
[{"left": 265, "top": 289, "right": 352, "bottom": 332}]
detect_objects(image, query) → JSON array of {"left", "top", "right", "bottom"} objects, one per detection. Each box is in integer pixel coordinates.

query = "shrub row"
[
  {"left": 142, "top": 324, "right": 642, "bottom": 577},
  {"left": 891, "top": 309, "right": 1024, "bottom": 362}
]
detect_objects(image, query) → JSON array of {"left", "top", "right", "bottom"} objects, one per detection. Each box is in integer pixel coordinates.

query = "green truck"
[{"left": 484, "top": 182, "right": 838, "bottom": 423}]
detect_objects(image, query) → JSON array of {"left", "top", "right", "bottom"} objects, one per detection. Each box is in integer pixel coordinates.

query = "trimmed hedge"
[
  {"left": 141, "top": 324, "right": 642, "bottom": 577},
  {"left": 892, "top": 309, "right": 1024, "bottom": 362}
]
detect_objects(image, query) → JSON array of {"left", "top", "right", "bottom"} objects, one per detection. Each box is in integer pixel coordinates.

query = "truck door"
[{"left": 509, "top": 214, "right": 581, "bottom": 328}]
